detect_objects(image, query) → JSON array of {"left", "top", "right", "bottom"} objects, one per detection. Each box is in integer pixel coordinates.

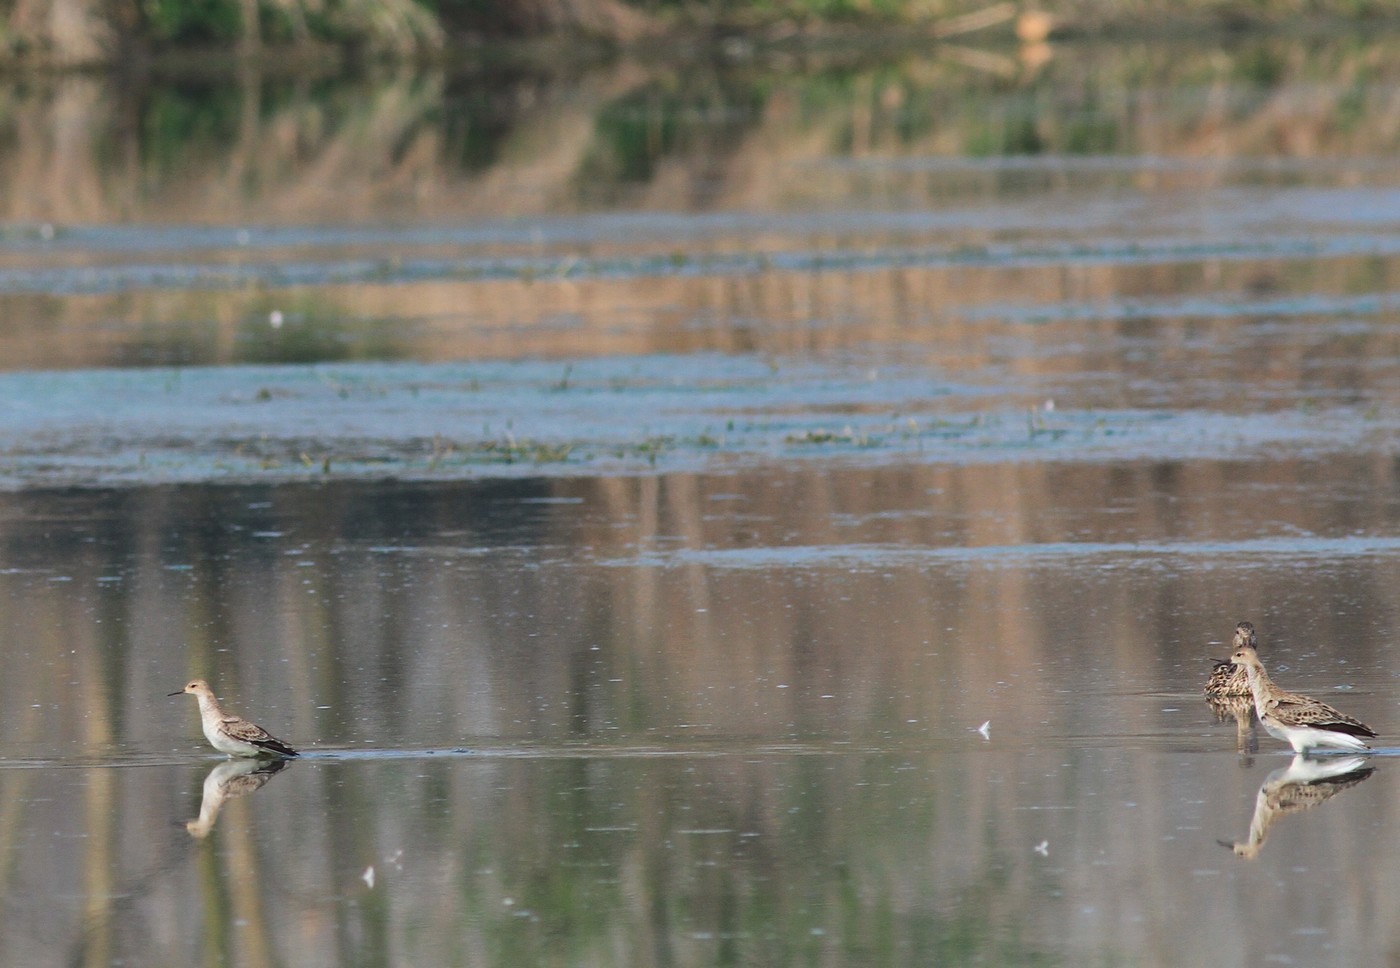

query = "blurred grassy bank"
[{"left": 4, "top": 0, "right": 1400, "bottom": 69}]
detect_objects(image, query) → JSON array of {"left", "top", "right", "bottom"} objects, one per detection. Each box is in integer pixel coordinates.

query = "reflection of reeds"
[
  {"left": 3, "top": 34, "right": 1400, "bottom": 370},
  {"left": 1, "top": 469, "right": 1399, "bottom": 961},
  {"left": 7, "top": 459, "right": 1394, "bottom": 754}
]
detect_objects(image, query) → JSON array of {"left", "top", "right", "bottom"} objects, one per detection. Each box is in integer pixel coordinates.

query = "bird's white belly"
[
  {"left": 204, "top": 722, "right": 256, "bottom": 756},
  {"left": 1262, "top": 719, "right": 1369, "bottom": 752}
]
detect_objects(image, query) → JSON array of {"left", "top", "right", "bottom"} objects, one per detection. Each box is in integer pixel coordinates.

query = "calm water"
[
  {"left": 5, "top": 26, "right": 1400, "bottom": 968},
  {"left": 5, "top": 472, "right": 1400, "bottom": 966}
]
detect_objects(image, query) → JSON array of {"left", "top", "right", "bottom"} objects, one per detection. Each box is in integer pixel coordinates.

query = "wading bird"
[
  {"left": 170, "top": 679, "right": 298, "bottom": 758},
  {"left": 1205, "top": 621, "right": 1258, "bottom": 698},
  {"left": 1229, "top": 640, "right": 1376, "bottom": 754}
]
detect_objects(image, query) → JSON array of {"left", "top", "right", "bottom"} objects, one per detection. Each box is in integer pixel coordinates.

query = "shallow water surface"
[
  {"left": 3, "top": 473, "right": 1400, "bottom": 965},
  {"left": 18, "top": 746, "right": 1397, "bottom": 966}
]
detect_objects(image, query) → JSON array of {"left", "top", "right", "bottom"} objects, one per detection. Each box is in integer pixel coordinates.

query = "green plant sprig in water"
[{"left": 785, "top": 426, "right": 877, "bottom": 447}]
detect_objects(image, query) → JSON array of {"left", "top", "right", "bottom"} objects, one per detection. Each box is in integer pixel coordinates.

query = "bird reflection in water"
[
  {"left": 1205, "top": 622, "right": 1260, "bottom": 754},
  {"left": 1206, "top": 695, "right": 1259, "bottom": 755},
  {"left": 1219, "top": 754, "right": 1374, "bottom": 860},
  {"left": 184, "top": 757, "right": 292, "bottom": 839}
]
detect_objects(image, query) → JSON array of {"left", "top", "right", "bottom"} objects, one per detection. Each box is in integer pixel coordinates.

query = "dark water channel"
[{"left": 5, "top": 26, "right": 1400, "bottom": 968}]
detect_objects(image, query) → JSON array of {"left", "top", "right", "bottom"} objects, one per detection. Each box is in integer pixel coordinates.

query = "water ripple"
[{"left": 598, "top": 535, "right": 1400, "bottom": 570}]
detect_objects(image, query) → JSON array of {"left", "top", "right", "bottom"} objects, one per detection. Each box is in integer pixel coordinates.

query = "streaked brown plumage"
[
  {"left": 1204, "top": 621, "right": 1257, "bottom": 698},
  {"left": 1229, "top": 644, "right": 1376, "bottom": 753}
]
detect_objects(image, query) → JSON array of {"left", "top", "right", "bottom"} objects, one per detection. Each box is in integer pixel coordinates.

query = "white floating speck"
[
  {"left": 1035, "top": 840, "right": 1049, "bottom": 855},
  {"left": 269, "top": 310, "right": 284, "bottom": 328},
  {"left": 362, "top": 866, "right": 375, "bottom": 888},
  {"left": 977, "top": 721, "right": 992, "bottom": 740}
]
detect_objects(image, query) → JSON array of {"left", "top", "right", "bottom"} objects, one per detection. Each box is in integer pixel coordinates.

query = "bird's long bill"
[{"left": 167, "top": 690, "right": 184, "bottom": 697}]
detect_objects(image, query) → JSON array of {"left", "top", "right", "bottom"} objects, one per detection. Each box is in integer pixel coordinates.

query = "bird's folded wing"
[
  {"left": 1275, "top": 699, "right": 1376, "bottom": 736},
  {"left": 220, "top": 716, "right": 277, "bottom": 743}
]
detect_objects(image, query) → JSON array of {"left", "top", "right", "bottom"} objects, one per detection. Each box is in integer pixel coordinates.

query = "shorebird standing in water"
[
  {"left": 1205, "top": 621, "right": 1258, "bottom": 698},
  {"left": 1229, "top": 638, "right": 1376, "bottom": 753},
  {"left": 170, "top": 679, "right": 298, "bottom": 758}
]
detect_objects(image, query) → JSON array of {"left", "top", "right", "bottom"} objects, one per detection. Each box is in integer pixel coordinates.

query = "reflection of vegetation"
[
  {"left": 140, "top": 82, "right": 244, "bottom": 179},
  {"left": 462, "top": 756, "right": 1069, "bottom": 966},
  {"left": 95, "top": 297, "right": 408, "bottom": 368},
  {"left": 576, "top": 72, "right": 767, "bottom": 202},
  {"left": 965, "top": 109, "right": 1045, "bottom": 156},
  {"left": 8, "top": 31, "right": 1400, "bottom": 374},
  {"left": 133, "top": 71, "right": 444, "bottom": 187},
  {"left": 143, "top": 0, "right": 244, "bottom": 46},
  {"left": 438, "top": 72, "right": 537, "bottom": 173},
  {"left": 4, "top": 461, "right": 1393, "bottom": 963},
  {"left": 237, "top": 301, "right": 407, "bottom": 365}
]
